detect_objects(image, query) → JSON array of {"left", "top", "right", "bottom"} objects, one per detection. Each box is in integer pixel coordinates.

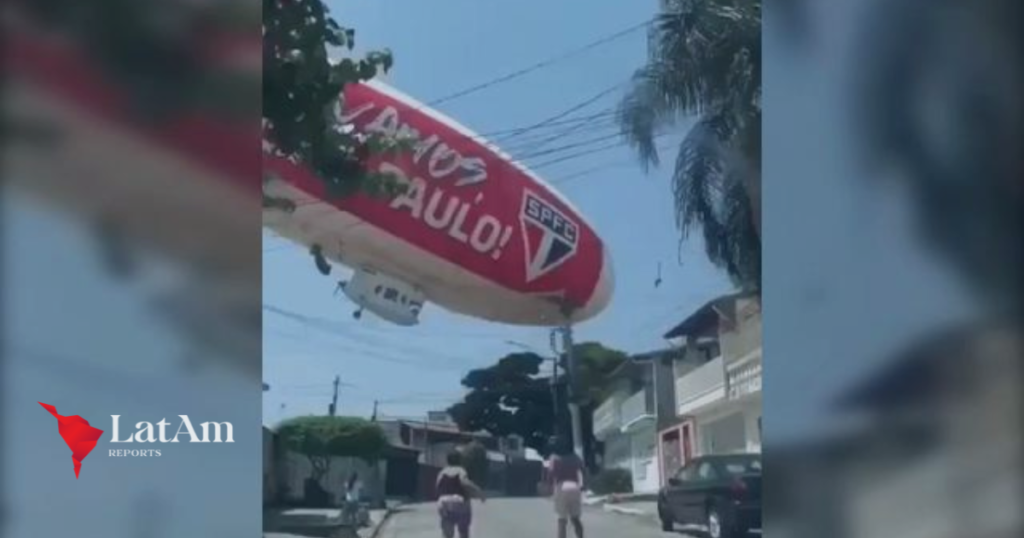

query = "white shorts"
[{"left": 553, "top": 481, "right": 582, "bottom": 519}]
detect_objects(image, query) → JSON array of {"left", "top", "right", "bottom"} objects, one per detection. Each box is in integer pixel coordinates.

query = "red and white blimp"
[{"left": 264, "top": 81, "right": 614, "bottom": 326}]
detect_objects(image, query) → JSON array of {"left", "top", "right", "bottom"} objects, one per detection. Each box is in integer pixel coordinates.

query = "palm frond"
[
  {"left": 650, "top": 0, "right": 760, "bottom": 116},
  {"left": 672, "top": 114, "right": 731, "bottom": 236},
  {"left": 673, "top": 114, "right": 760, "bottom": 289},
  {"left": 618, "top": 0, "right": 762, "bottom": 289},
  {"left": 617, "top": 67, "right": 681, "bottom": 171}
]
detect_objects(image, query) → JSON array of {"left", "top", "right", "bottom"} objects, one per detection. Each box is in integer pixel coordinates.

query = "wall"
[
  {"left": 603, "top": 434, "right": 631, "bottom": 471},
  {"left": 653, "top": 352, "right": 678, "bottom": 430},
  {"left": 275, "top": 450, "right": 385, "bottom": 506},
  {"left": 742, "top": 401, "right": 762, "bottom": 453},
  {"left": 378, "top": 421, "right": 403, "bottom": 445},
  {"left": 505, "top": 459, "right": 544, "bottom": 497},
  {"left": 420, "top": 441, "right": 458, "bottom": 467},
  {"left": 720, "top": 297, "right": 762, "bottom": 364},
  {"left": 697, "top": 409, "right": 747, "bottom": 455},
  {"left": 628, "top": 423, "right": 660, "bottom": 493}
]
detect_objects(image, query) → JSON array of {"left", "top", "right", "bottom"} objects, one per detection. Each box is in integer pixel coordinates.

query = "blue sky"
[{"left": 262, "top": 0, "right": 735, "bottom": 425}]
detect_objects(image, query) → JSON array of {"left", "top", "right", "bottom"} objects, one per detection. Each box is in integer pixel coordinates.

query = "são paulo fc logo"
[{"left": 519, "top": 191, "right": 579, "bottom": 282}]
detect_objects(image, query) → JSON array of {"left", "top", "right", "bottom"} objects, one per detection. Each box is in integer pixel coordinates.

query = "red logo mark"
[{"left": 39, "top": 402, "right": 104, "bottom": 479}]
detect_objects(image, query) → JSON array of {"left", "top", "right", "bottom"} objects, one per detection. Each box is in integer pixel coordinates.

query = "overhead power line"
[
  {"left": 516, "top": 131, "right": 624, "bottom": 161},
  {"left": 548, "top": 140, "right": 681, "bottom": 186},
  {"left": 493, "top": 83, "right": 625, "bottom": 143},
  {"left": 500, "top": 116, "right": 622, "bottom": 153},
  {"left": 263, "top": 302, "right": 515, "bottom": 342},
  {"left": 512, "top": 112, "right": 620, "bottom": 156},
  {"left": 478, "top": 109, "right": 620, "bottom": 140},
  {"left": 427, "top": 19, "right": 651, "bottom": 106},
  {"left": 530, "top": 131, "right": 676, "bottom": 170},
  {"left": 264, "top": 326, "right": 471, "bottom": 372}
]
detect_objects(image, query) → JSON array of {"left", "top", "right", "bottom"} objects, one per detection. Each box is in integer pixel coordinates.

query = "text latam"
[{"left": 109, "top": 415, "right": 235, "bottom": 443}]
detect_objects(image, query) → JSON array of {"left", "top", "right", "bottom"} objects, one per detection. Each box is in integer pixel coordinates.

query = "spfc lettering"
[{"left": 520, "top": 192, "right": 579, "bottom": 282}]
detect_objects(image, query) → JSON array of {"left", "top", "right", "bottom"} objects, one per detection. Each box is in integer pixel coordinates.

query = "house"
[
  {"left": 657, "top": 292, "right": 763, "bottom": 481},
  {"left": 377, "top": 415, "right": 525, "bottom": 468},
  {"left": 592, "top": 352, "right": 662, "bottom": 492},
  {"left": 376, "top": 413, "right": 530, "bottom": 499}
]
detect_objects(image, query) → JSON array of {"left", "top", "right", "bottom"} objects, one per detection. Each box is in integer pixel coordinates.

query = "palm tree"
[{"left": 619, "top": 0, "right": 761, "bottom": 291}]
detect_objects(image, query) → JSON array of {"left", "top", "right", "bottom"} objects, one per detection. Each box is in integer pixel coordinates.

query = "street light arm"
[{"left": 506, "top": 340, "right": 557, "bottom": 361}]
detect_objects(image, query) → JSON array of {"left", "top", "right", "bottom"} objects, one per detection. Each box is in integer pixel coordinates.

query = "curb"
[
  {"left": 603, "top": 504, "right": 649, "bottom": 517},
  {"left": 366, "top": 504, "right": 402, "bottom": 538}
]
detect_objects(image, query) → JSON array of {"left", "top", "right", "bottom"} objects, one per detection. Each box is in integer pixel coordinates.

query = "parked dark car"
[{"left": 657, "top": 454, "right": 761, "bottom": 538}]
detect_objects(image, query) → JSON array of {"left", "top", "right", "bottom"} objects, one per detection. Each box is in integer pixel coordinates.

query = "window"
[
  {"left": 721, "top": 457, "right": 761, "bottom": 476},
  {"left": 697, "top": 462, "right": 718, "bottom": 480},
  {"left": 702, "top": 342, "right": 721, "bottom": 361},
  {"left": 675, "top": 462, "right": 699, "bottom": 482}
]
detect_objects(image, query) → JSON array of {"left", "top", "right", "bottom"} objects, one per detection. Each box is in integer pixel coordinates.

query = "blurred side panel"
[
  {"left": 763, "top": 1, "right": 1022, "bottom": 538},
  {"left": 2, "top": 1, "right": 262, "bottom": 537}
]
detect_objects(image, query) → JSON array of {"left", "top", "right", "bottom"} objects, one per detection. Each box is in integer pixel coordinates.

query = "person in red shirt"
[{"left": 544, "top": 436, "right": 586, "bottom": 538}]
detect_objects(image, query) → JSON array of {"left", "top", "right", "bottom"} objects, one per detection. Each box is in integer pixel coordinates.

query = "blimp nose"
[
  {"left": 601, "top": 245, "right": 615, "bottom": 298},
  {"left": 575, "top": 244, "right": 614, "bottom": 322}
]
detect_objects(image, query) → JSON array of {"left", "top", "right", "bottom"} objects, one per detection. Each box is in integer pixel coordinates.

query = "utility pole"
[
  {"left": 329, "top": 374, "right": 340, "bottom": 416},
  {"left": 548, "top": 330, "right": 561, "bottom": 437},
  {"left": 561, "top": 323, "right": 584, "bottom": 461},
  {"left": 371, "top": 400, "right": 379, "bottom": 422},
  {"left": 550, "top": 299, "right": 584, "bottom": 461}
]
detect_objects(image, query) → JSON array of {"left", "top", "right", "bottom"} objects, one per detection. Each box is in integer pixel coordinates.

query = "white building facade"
[
  {"left": 593, "top": 362, "right": 661, "bottom": 493},
  {"left": 666, "top": 293, "right": 762, "bottom": 462}
]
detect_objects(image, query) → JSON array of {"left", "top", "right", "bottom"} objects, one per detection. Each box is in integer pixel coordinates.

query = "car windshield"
[{"left": 719, "top": 456, "right": 761, "bottom": 476}]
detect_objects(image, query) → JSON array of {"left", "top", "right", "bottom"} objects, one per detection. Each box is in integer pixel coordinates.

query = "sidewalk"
[
  {"left": 263, "top": 500, "right": 401, "bottom": 538},
  {"left": 580, "top": 491, "right": 660, "bottom": 521},
  {"left": 602, "top": 500, "right": 657, "bottom": 518},
  {"left": 364, "top": 507, "right": 391, "bottom": 538}
]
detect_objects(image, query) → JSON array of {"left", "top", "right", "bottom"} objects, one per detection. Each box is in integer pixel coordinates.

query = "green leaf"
[
  {"left": 330, "top": 59, "right": 359, "bottom": 84},
  {"left": 358, "top": 60, "right": 377, "bottom": 80},
  {"left": 276, "top": 416, "right": 388, "bottom": 462}
]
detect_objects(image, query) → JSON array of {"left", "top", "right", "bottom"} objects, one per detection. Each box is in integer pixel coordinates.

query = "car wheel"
[
  {"left": 658, "top": 503, "right": 674, "bottom": 532},
  {"left": 707, "top": 506, "right": 734, "bottom": 538}
]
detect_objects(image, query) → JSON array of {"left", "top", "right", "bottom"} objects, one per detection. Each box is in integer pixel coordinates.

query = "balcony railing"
[
  {"left": 620, "top": 388, "right": 654, "bottom": 430},
  {"left": 675, "top": 355, "right": 726, "bottom": 416},
  {"left": 592, "top": 396, "right": 621, "bottom": 439},
  {"left": 727, "top": 352, "right": 762, "bottom": 401}
]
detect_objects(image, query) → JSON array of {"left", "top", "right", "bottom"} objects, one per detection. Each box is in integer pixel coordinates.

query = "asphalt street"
[{"left": 376, "top": 498, "right": 686, "bottom": 538}]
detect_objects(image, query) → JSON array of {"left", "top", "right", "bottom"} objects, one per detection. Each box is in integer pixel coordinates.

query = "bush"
[
  {"left": 276, "top": 416, "right": 388, "bottom": 506},
  {"left": 590, "top": 468, "right": 633, "bottom": 495},
  {"left": 276, "top": 415, "right": 388, "bottom": 463}
]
